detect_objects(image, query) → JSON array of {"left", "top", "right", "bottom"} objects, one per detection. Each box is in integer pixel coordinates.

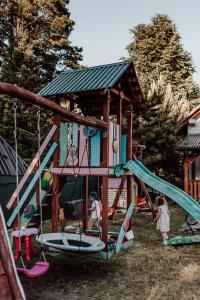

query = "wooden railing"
[{"left": 188, "top": 180, "right": 200, "bottom": 200}]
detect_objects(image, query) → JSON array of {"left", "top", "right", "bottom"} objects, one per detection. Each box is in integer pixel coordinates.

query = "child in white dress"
[
  {"left": 88, "top": 191, "right": 101, "bottom": 229},
  {"left": 155, "top": 196, "right": 170, "bottom": 242}
]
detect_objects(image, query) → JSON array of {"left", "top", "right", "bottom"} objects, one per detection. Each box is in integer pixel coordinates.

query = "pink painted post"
[{"left": 51, "top": 167, "right": 109, "bottom": 176}]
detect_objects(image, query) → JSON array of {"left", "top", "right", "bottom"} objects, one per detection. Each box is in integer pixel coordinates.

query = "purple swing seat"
[{"left": 17, "top": 261, "right": 49, "bottom": 278}]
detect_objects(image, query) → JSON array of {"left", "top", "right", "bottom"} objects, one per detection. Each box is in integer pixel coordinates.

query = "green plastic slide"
[
  {"left": 164, "top": 235, "right": 200, "bottom": 246},
  {"left": 124, "top": 160, "right": 200, "bottom": 223}
]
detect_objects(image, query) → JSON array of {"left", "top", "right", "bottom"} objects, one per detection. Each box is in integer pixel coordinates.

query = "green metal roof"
[{"left": 39, "top": 61, "right": 132, "bottom": 97}]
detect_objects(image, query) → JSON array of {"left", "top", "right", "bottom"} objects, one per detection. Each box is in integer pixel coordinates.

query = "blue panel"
[
  {"left": 72, "top": 123, "right": 78, "bottom": 148},
  {"left": 59, "top": 123, "right": 68, "bottom": 165},
  {"left": 90, "top": 130, "right": 101, "bottom": 166},
  {"left": 121, "top": 134, "right": 127, "bottom": 164},
  {"left": 7, "top": 142, "right": 57, "bottom": 227}
]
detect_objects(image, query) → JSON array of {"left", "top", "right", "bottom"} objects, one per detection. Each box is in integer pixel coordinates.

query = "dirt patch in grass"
[{"left": 22, "top": 204, "right": 200, "bottom": 300}]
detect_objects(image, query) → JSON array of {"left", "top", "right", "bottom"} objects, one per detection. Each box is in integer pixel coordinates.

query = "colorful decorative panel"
[{"left": 109, "top": 122, "right": 120, "bottom": 166}]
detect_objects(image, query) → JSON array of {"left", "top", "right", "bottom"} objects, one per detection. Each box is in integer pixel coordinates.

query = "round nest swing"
[{"left": 36, "top": 232, "right": 105, "bottom": 254}]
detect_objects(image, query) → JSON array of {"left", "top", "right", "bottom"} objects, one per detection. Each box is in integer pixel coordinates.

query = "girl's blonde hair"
[{"left": 156, "top": 196, "right": 167, "bottom": 206}]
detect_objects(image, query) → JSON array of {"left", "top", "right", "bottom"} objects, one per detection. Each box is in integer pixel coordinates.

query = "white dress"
[
  {"left": 91, "top": 200, "right": 101, "bottom": 219},
  {"left": 156, "top": 204, "right": 170, "bottom": 232}
]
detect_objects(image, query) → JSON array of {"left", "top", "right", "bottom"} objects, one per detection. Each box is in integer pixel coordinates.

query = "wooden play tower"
[{"left": 38, "top": 61, "right": 143, "bottom": 248}]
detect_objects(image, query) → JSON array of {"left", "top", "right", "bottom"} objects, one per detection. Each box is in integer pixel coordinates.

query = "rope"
[
  {"left": 85, "top": 138, "right": 102, "bottom": 238},
  {"left": 37, "top": 106, "right": 45, "bottom": 251},
  {"left": 69, "top": 137, "right": 89, "bottom": 251},
  {"left": 12, "top": 98, "right": 26, "bottom": 268},
  {"left": 12, "top": 99, "right": 19, "bottom": 196},
  {"left": 12, "top": 99, "right": 19, "bottom": 231}
]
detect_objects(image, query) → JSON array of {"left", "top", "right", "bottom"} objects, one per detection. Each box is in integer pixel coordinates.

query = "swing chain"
[
  {"left": 19, "top": 255, "right": 26, "bottom": 269},
  {"left": 37, "top": 107, "right": 41, "bottom": 151},
  {"left": 12, "top": 98, "right": 19, "bottom": 187},
  {"left": 37, "top": 106, "right": 44, "bottom": 246}
]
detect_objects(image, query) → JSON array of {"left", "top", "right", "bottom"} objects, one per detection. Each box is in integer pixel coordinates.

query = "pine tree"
[
  {"left": 126, "top": 14, "right": 199, "bottom": 100},
  {"left": 125, "top": 14, "right": 200, "bottom": 177},
  {"left": 0, "top": 0, "right": 82, "bottom": 158},
  {"left": 0, "top": 0, "right": 82, "bottom": 90},
  {"left": 134, "top": 75, "right": 189, "bottom": 177}
]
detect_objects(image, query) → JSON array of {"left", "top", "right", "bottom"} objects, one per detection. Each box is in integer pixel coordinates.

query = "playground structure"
[
  {"left": 1, "top": 61, "right": 148, "bottom": 259},
  {"left": 1, "top": 60, "right": 200, "bottom": 272}
]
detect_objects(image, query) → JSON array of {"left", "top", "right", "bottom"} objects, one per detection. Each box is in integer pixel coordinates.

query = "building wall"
[
  {"left": 195, "top": 155, "right": 200, "bottom": 179},
  {"left": 188, "top": 113, "right": 200, "bottom": 135}
]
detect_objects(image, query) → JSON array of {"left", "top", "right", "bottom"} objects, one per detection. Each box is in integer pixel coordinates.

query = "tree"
[
  {"left": 134, "top": 75, "right": 190, "bottom": 177},
  {"left": 125, "top": 14, "right": 200, "bottom": 178},
  {"left": 0, "top": 0, "right": 82, "bottom": 158},
  {"left": 126, "top": 14, "right": 199, "bottom": 100},
  {"left": 0, "top": 0, "right": 82, "bottom": 90}
]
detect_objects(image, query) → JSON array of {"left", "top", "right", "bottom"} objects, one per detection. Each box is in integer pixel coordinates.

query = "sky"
[{"left": 69, "top": 0, "right": 200, "bottom": 84}]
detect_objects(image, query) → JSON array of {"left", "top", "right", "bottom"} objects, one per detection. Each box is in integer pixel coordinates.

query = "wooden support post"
[
  {"left": 102, "top": 176, "right": 109, "bottom": 244},
  {"left": 126, "top": 106, "right": 133, "bottom": 230},
  {"left": 184, "top": 157, "right": 189, "bottom": 194},
  {"left": 117, "top": 96, "right": 122, "bottom": 161},
  {"left": 101, "top": 92, "right": 110, "bottom": 247},
  {"left": 139, "top": 180, "right": 156, "bottom": 218},
  {"left": 52, "top": 115, "right": 60, "bottom": 232},
  {"left": 126, "top": 106, "right": 133, "bottom": 209},
  {"left": 83, "top": 176, "right": 88, "bottom": 231}
]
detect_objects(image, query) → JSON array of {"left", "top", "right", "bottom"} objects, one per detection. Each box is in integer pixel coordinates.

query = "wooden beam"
[
  {"left": 83, "top": 176, "right": 88, "bottom": 231},
  {"left": 51, "top": 167, "right": 110, "bottom": 176},
  {"left": 126, "top": 106, "right": 133, "bottom": 231},
  {"left": 184, "top": 158, "right": 189, "bottom": 194},
  {"left": 117, "top": 96, "right": 122, "bottom": 161},
  {"left": 0, "top": 82, "right": 108, "bottom": 129},
  {"left": 110, "top": 88, "right": 141, "bottom": 104},
  {"left": 139, "top": 180, "right": 156, "bottom": 218},
  {"left": 52, "top": 115, "right": 60, "bottom": 232},
  {"left": 126, "top": 107, "right": 133, "bottom": 208},
  {"left": 101, "top": 92, "right": 110, "bottom": 247}
]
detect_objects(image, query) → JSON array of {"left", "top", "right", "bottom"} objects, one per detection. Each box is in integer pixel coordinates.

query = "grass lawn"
[{"left": 22, "top": 204, "right": 200, "bottom": 300}]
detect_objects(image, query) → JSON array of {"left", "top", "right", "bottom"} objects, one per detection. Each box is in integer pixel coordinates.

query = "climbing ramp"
[{"left": 6, "top": 125, "right": 58, "bottom": 229}]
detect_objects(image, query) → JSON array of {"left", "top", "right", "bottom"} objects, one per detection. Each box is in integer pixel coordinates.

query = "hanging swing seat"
[
  {"left": 37, "top": 233, "right": 105, "bottom": 254},
  {"left": 17, "top": 261, "right": 49, "bottom": 278}
]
